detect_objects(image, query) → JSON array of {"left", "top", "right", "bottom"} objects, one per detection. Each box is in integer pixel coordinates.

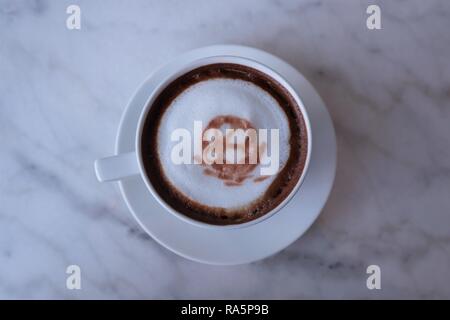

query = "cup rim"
[{"left": 134, "top": 55, "right": 312, "bottom": 229}]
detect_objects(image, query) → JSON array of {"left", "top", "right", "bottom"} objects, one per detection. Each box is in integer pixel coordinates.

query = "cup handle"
[{"left": 94, "top": 151, "right": 140, "bottom": 182}]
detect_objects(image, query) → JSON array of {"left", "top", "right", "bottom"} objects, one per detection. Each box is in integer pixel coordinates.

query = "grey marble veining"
[{"left": 0, "top": 0, "right": 449, "bottom": 299}]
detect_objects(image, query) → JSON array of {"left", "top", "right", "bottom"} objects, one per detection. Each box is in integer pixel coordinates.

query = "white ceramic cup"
[{"left": 94, "top": 55, "right": 312, "bottom": 229}]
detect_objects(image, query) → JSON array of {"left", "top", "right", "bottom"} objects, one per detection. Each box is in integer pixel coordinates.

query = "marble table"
[{"left": 1, "top": 0, "right": 449, "bottom": 299}]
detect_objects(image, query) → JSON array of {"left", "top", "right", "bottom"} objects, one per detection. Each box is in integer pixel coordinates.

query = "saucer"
[{"left": 115, "top": 45, "right": 336, "bottom": 265}]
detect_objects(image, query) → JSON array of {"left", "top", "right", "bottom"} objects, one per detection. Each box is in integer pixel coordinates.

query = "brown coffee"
[{"left": 141, "top": 63, "right": 308, "bottom": 225}]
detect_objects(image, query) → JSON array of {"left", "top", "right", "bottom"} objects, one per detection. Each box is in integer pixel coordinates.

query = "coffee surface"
[{"left": 141, "top": 64, "right": 308, "bottom": 225}]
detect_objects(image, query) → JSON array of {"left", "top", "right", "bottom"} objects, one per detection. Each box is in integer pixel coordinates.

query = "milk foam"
[{"left": 157, "top": 78, "right": 290, "bottom": 211}]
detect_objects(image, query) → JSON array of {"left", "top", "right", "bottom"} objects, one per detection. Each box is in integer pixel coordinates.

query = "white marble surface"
[{"left": 1, "top": 0, "right": 450, "bottom": 299}]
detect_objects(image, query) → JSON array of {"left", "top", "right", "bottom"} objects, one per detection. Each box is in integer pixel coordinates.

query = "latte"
[{"left": 141, "top": 63, "right": 308, "bottom": 225}]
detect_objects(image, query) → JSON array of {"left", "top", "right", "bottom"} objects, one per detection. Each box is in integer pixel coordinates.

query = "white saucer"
[{"left": 115, "top": 45, "right": 336, "bottom": 265}]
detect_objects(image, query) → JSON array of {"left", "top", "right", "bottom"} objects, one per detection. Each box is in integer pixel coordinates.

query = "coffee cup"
[{"left": 95, "top": 55, "right": 312, "bottom": 229}]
